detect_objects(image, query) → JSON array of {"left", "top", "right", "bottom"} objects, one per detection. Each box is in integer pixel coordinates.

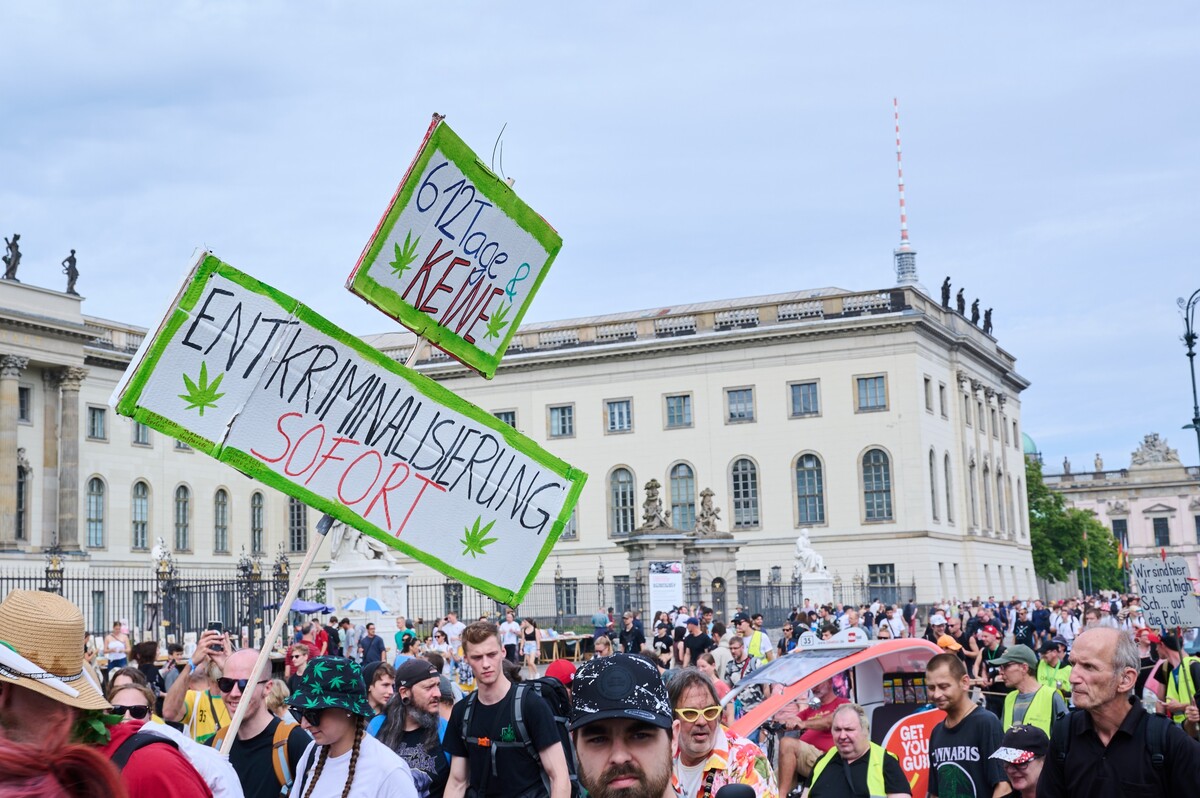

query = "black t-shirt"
[
  {"left": 809, "top": 749, "right": 911, "bottom": 798},
  {"left": 619, "top": 626, "right": 645, "bottom": 654},
  {"left": 223, "top": 717, "right": 311, "bottom": 798},
  {"left": 652, "top": 633, "right": 673, "bottom": 657},
  {"left": 1012, "top": 619, "right": 1035, "bottom": 648},
  {"left": 324, "top": 624, "right": 341, "bottom": 656},
  {"left": 979, "top": 645, "right": 1012, "bottom": 718},
  {"left": 928, "top": 706, "right": 1006, "bottom": 798},
  {"left": 683, "top": 633, "right": 713, "bottom": 664},
  {"left": 443, "top": 685, "right": 561, "bottom": 797},
  {"left": 392, "top": 725, "right": 450, "bottom": 798}
]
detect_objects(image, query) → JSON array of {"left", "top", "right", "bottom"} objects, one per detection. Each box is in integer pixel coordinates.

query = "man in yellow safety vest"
[
  {"left": 1158, "top": 633, "right": 1200, "bottom": 726},
  {"left": 809, "top": 703, "right": 910, "bottom": 798},
  {"left": 992, "top": 644, "right": 1067, "bottom": 735}
]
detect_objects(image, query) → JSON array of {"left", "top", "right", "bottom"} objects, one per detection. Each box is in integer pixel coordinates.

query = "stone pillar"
[
  {"left": 0, "top": 355, "right": 28, "bottom": 549},
  {"left": 57, "top": 367, "right": 87, "bottom": 551},
  {"left": 41, "top": 370, "right": 62, "bottom": 548}
]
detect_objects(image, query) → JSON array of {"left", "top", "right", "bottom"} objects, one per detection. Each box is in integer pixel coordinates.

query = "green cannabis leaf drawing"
[
  {"left": 390, "top": 230, "right": 420, "bottom": 279},
  {"left": 178, "top": 362, "right": 225, "bottom": 416},
  {"left": 460, "top": 516, "right": 498, "bottom": 558},
  {"left": 484, "top": 302, "right": 511, "bottom": 341}
]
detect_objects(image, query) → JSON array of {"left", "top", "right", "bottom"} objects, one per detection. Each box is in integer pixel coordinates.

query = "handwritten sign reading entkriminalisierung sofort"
[
  {"left": 346, "top": 117, "right": 563, "bottom": 378},
  {"left": 111, "top": 253, "right": 585, "bottom": 604}
]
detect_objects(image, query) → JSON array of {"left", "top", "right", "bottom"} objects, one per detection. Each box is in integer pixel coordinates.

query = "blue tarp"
[{"left": 266, "top": 599, "right": 334, "bottom": 614}]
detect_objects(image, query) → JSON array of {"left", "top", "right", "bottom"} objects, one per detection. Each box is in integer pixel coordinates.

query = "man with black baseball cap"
[
  {"left": 569, "top": 654, "right": 674, "bottom": 798},
  {"left": 373, "top": 657, "right": 450, "bottom": 797}
]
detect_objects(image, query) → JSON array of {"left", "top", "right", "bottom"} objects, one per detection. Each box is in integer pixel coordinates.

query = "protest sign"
[
  {"left": 880, "top": 707, "right": 944, "bottom": 798},
  {"left": 112, "top": 252, "right": 586, "bottom": 604},
  {"left": 346, "top": 116, "right": 563, "bottom": 378},
  {"left": 648, "top": 561, "right": 683, "bottom": 620},
  {"left": 1130, "top": 556, "right": 1200, "bottom": 629}
]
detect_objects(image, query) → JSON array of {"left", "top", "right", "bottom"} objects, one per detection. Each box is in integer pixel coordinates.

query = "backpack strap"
[
  {"left": 1050, "top": 709, "right": 1077, "bottom": 768},
  {"left": 273, "top": 720, "right": 299, "bottom": 794},
  {"left": 110, "top": 731, "right": 179, "bottom": 771}
]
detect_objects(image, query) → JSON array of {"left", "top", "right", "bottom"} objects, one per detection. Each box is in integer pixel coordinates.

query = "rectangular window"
[
  {"left": 1153, "top": 517, "right": 1170, "bottom": 548},
  {"left": 1112, "top": 518, "right": 1128, "bottom": 548},
  {"left": 856, "top": 376, "right": 887, "bottom": 411},
  {"left": 991, "top": 409, "right": 998, "bottom": 438},
  {"left": 549, "top": 405, "right": 574, "bottom": 438},
  {"left": 726, "top": 388, "right": 755, "bottom": 423},
  {"left": 1195, "top": 516, "right": 1200, "bottom": 546},
  {"left": 789, "top": 381, "right": 820, "bottom": 417},
  {"left": 494, "top": 410, "right": 517, "bottom": 428},
  {"left": 665, "top": 394, "right": 693, "bottom": 428},
  {"left": 1002, "top": 416, "right": 1010, "bottom": 445},
  {"left": 133, "top": 421, "right": 151, "bottom": 446},
  {"left": 91, "top": 591, "right": 106, "bottom": 637},
  {"left": 605, "top": 399, "right": 632, "bottom": 433},
  {"left": 977, "top": 402, "right": 985, "bottom": 434},
  {"left": 964, "top": 395, "right": 972, "bottom": 426},
  {"left": 868, "top": 563, "right": 896, "bottom": 588},
  {"left": 87, "top": 407, "right": 107, "bottom": 440},
  {"left": 560, "top": 509, "right": 578, "bottom": 541},
  {"left": 132, "top": 591, "right": 148, "bottom": 632},
  {"left": 443, "top": 582, "right": 464, "bottom": 618},
  {"left": 938, "top": 383, "right": 947, "bottom": 417},
  {"left": 556, "top": 577, "right": 578, "bottom": 616},
  {"left": 924, "top": 377, "right": 933, "bottom": 411},
  {"left": 176, "top": 440, "right": 192, "bottom": 451},
  {"left": 17, "top": 386, "right": 30, "bottom": 422},
  {"left": 289, "top": 499, "right": 307, "bottom": 552}
]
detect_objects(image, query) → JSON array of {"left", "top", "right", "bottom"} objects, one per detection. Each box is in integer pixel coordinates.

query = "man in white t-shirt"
[
  {"left": 441, "top": 612, "right": 466, "bottom": 651},
  {"left": 498, "top": 610, "right": 522, "bottom": 663}
]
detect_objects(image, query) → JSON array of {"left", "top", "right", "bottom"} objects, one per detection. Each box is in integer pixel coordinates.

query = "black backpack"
[
  {"left": 461, "top": 678, "right": 580, "bottom": 798},
  {"left": 109, "top": 731, "right": 180, "bottom": 770}
]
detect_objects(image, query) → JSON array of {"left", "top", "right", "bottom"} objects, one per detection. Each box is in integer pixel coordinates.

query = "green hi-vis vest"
[
  {"left": 1002, "top": 685, "right": 1056, "bottom": 734},
  {"left": 1036, "top": 661, "right": 1072, "bottom": 696},
  {"left": 1165, "top": 655, "right": 1198, "bottom": 725},
  {"left": 811, "top": 743, "right": 897, "bottom": 798},
  {"left": 748, "top": 631, "right": 770, "bottom": 665}
]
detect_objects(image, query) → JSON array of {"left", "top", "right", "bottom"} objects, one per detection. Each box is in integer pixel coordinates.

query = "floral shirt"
[{"left": 671, "top": 725, "right": 778, "bottom": 798}]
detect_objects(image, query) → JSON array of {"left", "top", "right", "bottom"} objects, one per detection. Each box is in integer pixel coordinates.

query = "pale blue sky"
[{"left": 2, "top": 3, "right": 1198, "bottom": 471}]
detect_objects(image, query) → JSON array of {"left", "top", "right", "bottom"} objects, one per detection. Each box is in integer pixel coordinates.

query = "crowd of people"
[{"left": 3, "top": 589, "right": 1200, "bottom": 797}]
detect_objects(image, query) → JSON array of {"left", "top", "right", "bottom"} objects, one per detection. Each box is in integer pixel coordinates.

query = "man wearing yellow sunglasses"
[{"left": 667, "top": 668, "right": 777, "bottom": 798}]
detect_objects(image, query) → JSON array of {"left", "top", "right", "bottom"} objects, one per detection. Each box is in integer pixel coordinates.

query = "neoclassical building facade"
[{"left": 1, "top": 267, "right": 1036, "bottom": 604}]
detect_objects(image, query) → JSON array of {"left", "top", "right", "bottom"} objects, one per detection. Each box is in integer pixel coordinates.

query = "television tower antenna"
[{"left": 893, "top": 98, "right": 919, "bottom": 286}]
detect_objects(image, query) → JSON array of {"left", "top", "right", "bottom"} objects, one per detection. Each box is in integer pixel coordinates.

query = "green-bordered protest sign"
[
  {"left": 112, "top": 252, "right": 585, "bottom": 604},
  {"left": 346, "top": 116, "right": 563, "bottom": 378}
]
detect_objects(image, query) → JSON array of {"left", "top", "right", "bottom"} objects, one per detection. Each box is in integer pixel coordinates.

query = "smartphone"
[{"left": 206, "top": 621, "right": 224, "bottom": 651}]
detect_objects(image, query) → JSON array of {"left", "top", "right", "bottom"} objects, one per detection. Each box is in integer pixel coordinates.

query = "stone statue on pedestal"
[
  {"left": 62, "top": 250, "right": 79, "bottom": 295},
  {"left": 1094, "top": 453, "right": 1103, "bottom": 471},
  {"left": 983, "top": 308, "right": 993, "bottom": 336},
  {"left": 3, "top": 234, "right": 21, "bottom": 281},
  {"left": 793, "top": 529, "right": 827, "bottom": 575},
  {"left": 638, "top": 479, "right": 671, "bottom": 532},
  {"left": 955, "top": 289, "right": 966, "bottom": 315},
  {"left": 694, "top": 487, "right": 730, "bottom": 538},
  {"left": 329, "top": 521, "right": 398, "bottom": 565},
  {"left": 1131, "top": 433, "right": 1181, "bottom": 466},
  {"left": 941, "top": 277, "right": 951, "bottom": 308},
  {"left": 970, "top": 299, "right": 980, "bottom": 326}
]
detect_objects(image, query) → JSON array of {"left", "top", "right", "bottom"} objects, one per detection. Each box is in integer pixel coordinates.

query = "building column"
[
  {"left": 57, "top": 367, "right": 87, "bottom": 551},
  {"left": 0, "top": 355, "right": 28, "bottom": 549},
  {"left": 41, "top": 369, "right": 63, "bottom": 549}
]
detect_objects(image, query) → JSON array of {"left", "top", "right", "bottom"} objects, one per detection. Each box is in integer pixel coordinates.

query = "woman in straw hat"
[{"left": 289, "top": 656, "right": 417, "bottom": 798}]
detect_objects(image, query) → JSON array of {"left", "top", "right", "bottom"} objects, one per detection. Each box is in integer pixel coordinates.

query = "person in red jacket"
[{"left": 99, "top": 717, "right": 213, "bottom": 797}]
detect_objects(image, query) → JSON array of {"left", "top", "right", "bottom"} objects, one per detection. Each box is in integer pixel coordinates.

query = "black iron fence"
[{"left": 0, "top": 565, "right": 294, "bottom": 644}]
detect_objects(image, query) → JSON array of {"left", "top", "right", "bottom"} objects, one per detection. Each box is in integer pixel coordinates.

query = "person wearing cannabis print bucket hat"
[{"left": 289, "top": 656, "right": 418, "bottom": 798}]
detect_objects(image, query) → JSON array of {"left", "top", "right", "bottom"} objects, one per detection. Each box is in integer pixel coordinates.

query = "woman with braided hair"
[{"left": 289, "top": 656, "right": 417, "bottom": 798}]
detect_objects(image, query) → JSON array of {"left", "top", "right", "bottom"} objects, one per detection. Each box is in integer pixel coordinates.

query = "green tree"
[
  {"left": 1026, "top": 458, "right": 1084, "bottom": 582},
  {"left": 1026, "top": 458, "right": 1125, "bottom": 590}
]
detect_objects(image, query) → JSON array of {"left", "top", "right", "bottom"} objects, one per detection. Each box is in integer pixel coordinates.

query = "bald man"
[{"left": 211, "top": 648, "right": 311, "bottom": 798}]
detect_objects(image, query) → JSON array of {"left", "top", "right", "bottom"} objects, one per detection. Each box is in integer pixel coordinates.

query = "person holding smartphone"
[{"left": 162, "top": 627, "right": 232, "bottom": 744}]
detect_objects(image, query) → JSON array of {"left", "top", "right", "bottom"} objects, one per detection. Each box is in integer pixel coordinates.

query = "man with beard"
[
  {"left": 569, "top": 653, "right": 675, "bottom": 798},
  {"left": 925, "top": 653, "right": 1010, "bottom": 798},
  {"left": 210, "top": 647, "right": 311, "bottom": 798},
  {"left": 669, "top": 667, "right": 777, "bottom": 798},
  {"left": 373, "top": 658, "right": 451, "bottom": 798}
]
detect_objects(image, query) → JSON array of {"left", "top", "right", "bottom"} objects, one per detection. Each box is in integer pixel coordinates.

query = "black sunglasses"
[
  {"left": 112, "top": 704, "right": 151, "bottom": 720},
  {"left": 217, "top": 677, "right": 269, "bottom": 693},
  {"left": 300, "top": 707, "right": 330, "bottom": 726}
]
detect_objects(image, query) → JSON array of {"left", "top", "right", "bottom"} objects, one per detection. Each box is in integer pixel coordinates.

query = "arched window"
[
  {"left": 251, "top": 492, "right": 264, "bottom": 554},
  {"left": 795, "top": 454, "right": 825, "bottom": 524},
  {"left": 929, "top": 449, "right": 939, "bottom": 521},
  {"left": 731, "top": 459, "right": 759, "bottom": 528},
  {"left": 132, "top": 481, "right": 149, "bottom": 550},
  {"left": 944, "top": 453, "right": 954, "bottom": 523},
  {"left": 670, "top": 464, "right": 696, "bottom": 531},
  {"left": 996, "top": 471, "right": 1006, "bottom": 533},
  {"left": 288, "top": 498, "right": 307, "bottom": 552},
  {"left": 983, "top": 465, "right": 993, "bottom": 530},
  {"left": 214, "top": 489, "right": 229, "bottom": 553},
  {"left": 174, "top": 485, "right": 190, "bottom": 551},
  {"left": 86, "top": 478, "right": 105, "bottom": 548},
  {"left": 968, "top": 463, "right": 979, "bottom": 527},
  {"left": 609, "top": 468, "right": 636, "bottom": 537},
  {"left": 862, "top": 449, "right": 893, "bottom": 521}
]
